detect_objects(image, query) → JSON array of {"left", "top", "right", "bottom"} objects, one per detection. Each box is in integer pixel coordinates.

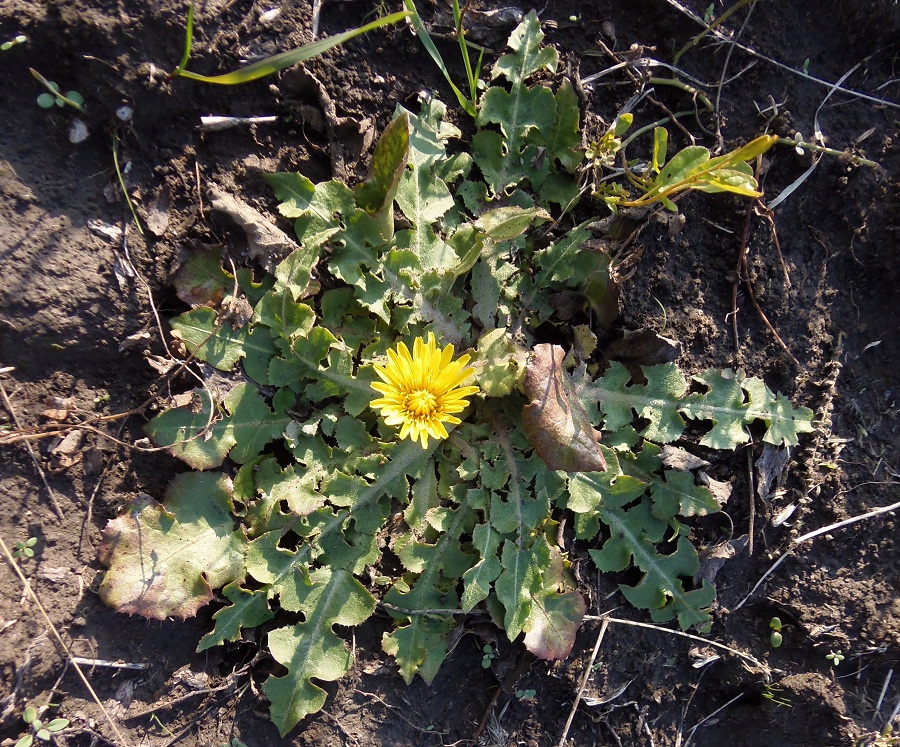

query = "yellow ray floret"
[{"left": 370, "top": 332, "right": 479, "bottom": 449}]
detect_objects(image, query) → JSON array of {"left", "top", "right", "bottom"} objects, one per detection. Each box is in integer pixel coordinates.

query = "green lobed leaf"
[
  {"left": 264, "top": 568, "right": 376, "bottom": 735},
  {"left": 592, "top": 498, "right": 715, "bottom": 630},
  {"left": 545, "top": 78, "right": 582, "bottom": 172},
  {"left": 273, "top": 244, "right": 321, "bottom": 301},
  {"left": 145, "top": 384, "right": 289, "bottom": 469},
  {"left": 145, "top": 388, "right": 234, "bottom": 470},
  {"left": 198, "top": 581, "right": 275, "bottom": 651},
  {"left": 740, "top": 375, "right": 814, "bottom": 446},
  {"left": 461, "top": 522, "right": 503, "bottom": 611},
  {"left": 490, "top": 10, "right": 558, "bottom": 86},
  {"left": 494, "top": 540, "right": 545, "bottom": 640},
  {"left": 383, "top": 505, "right": 474, "bottom": 683},
  {"left": 394, "top": 103, "right": 460, "bottom": 272}
]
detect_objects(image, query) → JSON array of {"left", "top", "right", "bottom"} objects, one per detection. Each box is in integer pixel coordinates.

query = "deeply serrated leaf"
[
  {"left": 740, "top": 376, "right": 814, "bottom": 446},
  {"left": 266, "top": 173, "right": 350, "bottom": 249},
  {"left": 495, "top": 540, "right": 544, "bottom": 640},
  {"left": 394, "top": 105, "right": 458, "bottom": 272},
  {"left": 273, "top": 245, "right": 320, "bottom": 301},
  {"left": 490, "top": 10, "right": 558, "bottom": 85},
  {"left": 99, "top": 473, "right": 245, "bottom": 620},
  {"left": 680, "top": 368, "right": 749, "bottom": 448},
  {"left": 198, "top": 581, "right": 274, "bottom": 651},
  {"left": 546, "top": 79, "right": 582, "bottom": 172},
  {"left": 146, "top": 384, "right": 288, "bottom": 469},
  {"left": 383, "top": 505, "right": 473, "bottom": 683},
  {"left": 461, "top": 523, "right": 502, "bottom": 611},
  {"left": 264, "top": 568, "right": 375, "bottom": 735},
  {"left": 593, "top": 499, "right": 714, "bottom": 630},
  {"left": 224, "top": 383, "right": 290, "bottom": 464},
  {"left": 650, "top": 470, "right": 721, "bottom": 520}
]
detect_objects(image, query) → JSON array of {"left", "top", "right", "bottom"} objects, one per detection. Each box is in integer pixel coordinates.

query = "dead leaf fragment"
[
  {"left": 49, "top": 430, "right": 84, "bottom": 469},
  {"left": 220, "top": 294, "right": 253, "bottom": 329},
  {"left": 522, "top": 344, "right": 606, "bottom": 473},
  {"left": 697, "top": 473, "right": 732, "bottom": 507},
  {"left": 604, "top": 327, "right": 682, "bottom": 367},
  {"left": 37, "top": 566, "right": 71, "bottom": 583},
  {"left": 660, "top": 445, "right": 710, "bottom": 471},
  {"left": 146, "top": 355, "right": 178, "bottom": 375},
  {"left": 695, "top": 534, "right": 749, "bottom": 585},
  {"left": 144, "top": 185, "right": 171, "bottom": 237},
  {"left": 41, "top": 396, "right": 75, "bottom": 421},
  {"left": 756, "top": 444, "right": 792, "bottom": 502},
  {"left": 208, "top": 186, "right": 296, "bottom": 273},
  {"left": 118, "top": 330, "right": 152, "bottom": 351}
]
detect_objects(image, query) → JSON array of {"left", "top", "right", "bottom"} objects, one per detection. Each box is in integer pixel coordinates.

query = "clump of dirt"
[{"left": 1, "top": 1, "right": 897, "bottom": 746}]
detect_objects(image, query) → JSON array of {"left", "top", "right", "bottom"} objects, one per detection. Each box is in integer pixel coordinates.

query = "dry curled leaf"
[
  {"left": 522, "top": 344, "right": 606, "bottom": 473},
  {"left": 208, "top": 186, "right": 296, "bottom": 273}
]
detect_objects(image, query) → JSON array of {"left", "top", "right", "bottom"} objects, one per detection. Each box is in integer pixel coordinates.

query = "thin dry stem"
[{"left": 557, "top": 618, "right": 609, "bottom": 747}]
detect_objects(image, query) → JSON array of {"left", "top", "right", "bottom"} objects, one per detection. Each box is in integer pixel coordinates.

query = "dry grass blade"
[
  {"left": 734, "top": 491, "right": 900, "bottom": 611},
  {"left": 659, "top": 0, "right": 900, "bottom": 110},
  {"left": 557, "top": 618, "right": 609, "bottom": 747}
]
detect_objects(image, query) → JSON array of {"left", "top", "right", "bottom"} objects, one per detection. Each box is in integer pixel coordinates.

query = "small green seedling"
[
  {"left": 15, "top": 706, "right": 69, "bottom": 747},
  {"left": 220, "top": 739, "right": 247, "bottom": 747},
  {"left": 1, "top": 34, "right": 27, "bottom": 51},
  {"left": 586, "top": 113, "right": 633, "bottom": 168},
  {"left": 768, "top": 616, "right": 783, "bottom": 648},
  {"left": 481, "top": 644, "right": 497, "bottom": 669},
  {"left": 13, "top": 537, "right": 38, "bottom": 560},
  {"left": 826, "top": 650, "right": 845, "bottom": 666},
  {"left": 515, "top": 689, "right": 536, "bottom": 701},
  {"left": 591, "top": 121, "right": 778, "bottom": 211},
  {"left": 702, "top": 4, "right": 715, "bottom": 23},
  {"left": 30, "top": 68, "right": 84, "bottom": 111},
  {"left": 802, "top": 57, "right": 811, "bottom": 75}
]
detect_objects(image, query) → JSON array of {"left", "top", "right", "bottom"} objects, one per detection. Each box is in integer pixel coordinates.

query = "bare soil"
[{"left": 1, "top": 1, "right": 898, "bottom": 746}]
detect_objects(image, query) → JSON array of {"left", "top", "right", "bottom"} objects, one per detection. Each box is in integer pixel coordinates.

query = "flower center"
[{"left": 405, "top": 388, "right": 438, "bottom": 419}]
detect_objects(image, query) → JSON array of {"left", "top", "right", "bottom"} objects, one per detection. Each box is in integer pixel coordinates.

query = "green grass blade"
[
  {"left": 403, "top": 0, "right": 476, "bottom": 117},
  {"left": 175, "top": 0, "right": 196, "bottom": 75},
  {"left": 179, "top": 10, "right": 410, "bottom": 85}
]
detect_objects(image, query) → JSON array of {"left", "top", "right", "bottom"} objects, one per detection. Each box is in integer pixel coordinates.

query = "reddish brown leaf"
[
  {"left": 523, "top": 589, "right": 586, "bottom": 660},
  {"left": 522, "top": 344, "right": 607, "bottom": 473}
]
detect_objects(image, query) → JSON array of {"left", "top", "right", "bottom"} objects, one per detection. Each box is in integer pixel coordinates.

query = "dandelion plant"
[{"left": 100, "top": 13, "right": 813, "bottom": 734}]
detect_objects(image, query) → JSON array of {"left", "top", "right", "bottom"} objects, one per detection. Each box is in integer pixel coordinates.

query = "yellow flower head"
[{"left": 370, "top": 333, "right": 479, "bottom": 448}]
